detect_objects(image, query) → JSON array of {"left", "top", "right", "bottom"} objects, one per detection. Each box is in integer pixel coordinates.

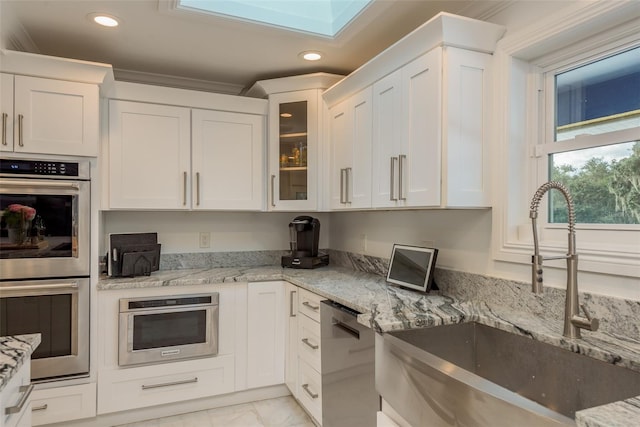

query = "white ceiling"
[{"left": 0, "top": 0, "right": 510, "bottom": 95}]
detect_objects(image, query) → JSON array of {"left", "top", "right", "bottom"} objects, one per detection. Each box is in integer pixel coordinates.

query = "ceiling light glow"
[
  {"left": 301, "top": 51, "right": 322, "bottom": 61},
  {"left": 91, "top": 14, "right": 120, "bottom": 27},
  {"left": 280, "top": 113, "right": 293, "bottom": 118}
]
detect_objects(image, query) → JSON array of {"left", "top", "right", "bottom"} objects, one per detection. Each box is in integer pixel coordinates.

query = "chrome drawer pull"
[
  {"left": 302, "top": 383, "right": 318, "bottom": 399},
  {"left": 1, "top": 112, "right": 7, "bottom": 146},
  {"left": 5, "top": 383, "right": 34, "bottom": 415},
  {"left": 302, "top": 338, "right": 319, "bottom": 350},
  {"left": 398, "top": 154, "right": 407, "bottom": 201},
  {"left": 289, "top": 290, "right": 296, "bottom": 317},
  {"left": 141, "top": 377, "right": 198, "bottom": 390},
  {"left": 32, "top": 404, "right": 48, "bottom": 412},
  {"left": 18, "top": 114, "right": 24, "bottom": 147},
  {"left": 302, "top": 301, "right": 319, "bottom": 311}
]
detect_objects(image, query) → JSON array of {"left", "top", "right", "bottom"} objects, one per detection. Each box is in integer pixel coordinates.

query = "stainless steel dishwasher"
[{"left": 320, "top": 300, "right": 379, "bottom": 427}]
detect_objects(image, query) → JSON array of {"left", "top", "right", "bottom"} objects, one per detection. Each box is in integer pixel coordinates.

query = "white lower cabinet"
[
  {"left": 284, "top": 282, "right": 299, "bottom": 398},
  {"left": 31, "top": 383, "right": 96, "bottom": 426},
  {"left": 246, "top": 281, "right": 285, "bottom": 389},
  {"left": 289, "top": 287, "right": 325, "bottom": 425},
  {"left": 97, "top": 356, "right": 235, "bottom": 414},
  {"left": 0, "top": 361, "right": 32, "bottom": 427}
]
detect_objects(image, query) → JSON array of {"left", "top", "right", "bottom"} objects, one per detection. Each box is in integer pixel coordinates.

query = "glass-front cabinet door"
[{"left": 269, "top": 89, "right": 318, "bottom": 210}]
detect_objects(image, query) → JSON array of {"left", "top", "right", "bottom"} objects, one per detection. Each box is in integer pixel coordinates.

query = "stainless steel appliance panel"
[
  {"left": 320, "top": 300, "right": 378, "bottom": 427},
  {"left": 118, "top": 293, "right": 219, "bottom": 367},
  {"left": 0, "top": 158, "right": 90, "bottom": 280},
  {"left": 0, "top": 277, "right": 89, "bottom": 380}
]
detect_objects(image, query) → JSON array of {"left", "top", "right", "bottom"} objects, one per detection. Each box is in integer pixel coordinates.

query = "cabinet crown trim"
[{"left": 323, "top": 12, "right": 505, "bottom": 107}]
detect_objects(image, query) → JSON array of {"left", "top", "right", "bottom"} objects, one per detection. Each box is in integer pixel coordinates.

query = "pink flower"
[
  {"left": 22, "top": 206, "right": 36, "bottom": 221},
  {"left": 8, "top": 204, "right": 23, "bottom": 213}
]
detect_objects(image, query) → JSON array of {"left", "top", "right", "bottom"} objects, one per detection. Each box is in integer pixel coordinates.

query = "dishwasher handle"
[{"left": 333, "top": 319, "right": 360, "bottom": 340}]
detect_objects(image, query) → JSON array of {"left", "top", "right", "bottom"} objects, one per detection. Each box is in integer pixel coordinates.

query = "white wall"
[{"left": 101, "top": 211, "right": 330, "bottom": 255}]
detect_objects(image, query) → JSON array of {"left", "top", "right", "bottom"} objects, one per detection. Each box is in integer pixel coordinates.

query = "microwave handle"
[{"left": 0, "top": 179, "right": 80, "bottom": 190}]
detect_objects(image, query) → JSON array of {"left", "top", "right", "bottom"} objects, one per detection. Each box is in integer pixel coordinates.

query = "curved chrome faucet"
[{"left": 529, "top": 181, "right": 599, "bottom": 339}]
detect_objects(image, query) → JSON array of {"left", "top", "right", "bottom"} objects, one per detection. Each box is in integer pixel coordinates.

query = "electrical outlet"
[
  {"left": 360, "top": 234, "right": 367, "bottom": 252},
  {"left": 199, "top": 232, "right": 210, "bottom": 248}
]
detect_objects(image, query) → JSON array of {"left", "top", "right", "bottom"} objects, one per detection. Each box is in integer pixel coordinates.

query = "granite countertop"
[
  {"left": 98, "top": 265, "right": 640, "bottom": 426},
  {"left": 0, "top": 334, "right": 41, "bottom": 392}
]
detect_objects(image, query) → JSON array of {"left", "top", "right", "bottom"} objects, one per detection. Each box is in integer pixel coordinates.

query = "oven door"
[
  {"left": 119, "top": 304, "right": 218, "bottom": 367},
  {"left": 0, "top": 177, "right": 90, "bottom": 280},
  {"left": 0, "top": 278, "right": 89, "bottom": 380}
]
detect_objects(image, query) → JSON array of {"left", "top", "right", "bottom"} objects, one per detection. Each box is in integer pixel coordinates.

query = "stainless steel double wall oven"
[{"left": 0, "top": 157, "right": 90, "bottom": 381}]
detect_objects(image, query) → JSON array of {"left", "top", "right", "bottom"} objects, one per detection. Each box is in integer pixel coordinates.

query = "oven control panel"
[{"left": 0, "top": 159, "right": 80, "bottom": 176}]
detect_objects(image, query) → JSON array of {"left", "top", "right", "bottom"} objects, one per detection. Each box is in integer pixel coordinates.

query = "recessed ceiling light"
[
  {"left": 300, "top": 51, "right": 323, "bottom": 61},
  {"left": 280, "top": 113, "right": 293, "bottom": 118},
  {"left": 89, "top": 13, "right": 120, "bottom": 27}
]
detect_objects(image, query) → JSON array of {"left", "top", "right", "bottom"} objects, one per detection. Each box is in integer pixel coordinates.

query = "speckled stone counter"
[
  {"left": 97, "top": 265, "right": 640, "bottom": 426},
  {"left": 0, "top": 334, "right": 41, "bottom": 392}
]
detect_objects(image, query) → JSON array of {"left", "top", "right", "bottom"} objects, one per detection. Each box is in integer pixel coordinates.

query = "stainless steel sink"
[{"left": 376, "top": 322, "right": 640, "bottom": 427}]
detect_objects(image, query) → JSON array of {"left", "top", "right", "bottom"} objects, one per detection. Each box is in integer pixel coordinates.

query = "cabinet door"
[
  {"left": 443, "top": 47, "right": 492, "bottom": 207},
  {"left": 329, "top": 88, "right": 372, "bottom": 210},
  {"left": 268, "top": 90, "right": 319, "bottom": 211},
  {"left": 247, "top": 281, "right": 285, "bottom": 389},
  {"left": 284, "top": 282, "right": 298, "bottom": 397},
  {"left": 400, "top": 49, "right": 442, "bottom": 207},
  {"left": 192, "top": 109, "right": 264, "bottom": 210},
  {"left": 372, "top": 70, "right": 403, "bottom": 208},
  {"left": 13, "top": 75, "right": 98, "bottom": 156},
  {"left": 109, "top": 100, "right": 191, "bottom": 209},
  {"left": 1, "top": 73, "right": 13, "bottom": 153}
]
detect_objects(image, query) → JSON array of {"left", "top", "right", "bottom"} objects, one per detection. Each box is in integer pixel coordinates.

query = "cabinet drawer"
[
  {"left": 298, "top": 359, "right": 322, "bottom": 425},
  {"left": 298, "top": 313, "right": 321, "bottom": 372},
  {"left": 1, "top": 363, "right": 31, "bottom": 427},
  {"left": 97, "top": 355, "right": 234, "bottom": 414},
  {"left": 31, "top": 383, "right": 96, "bottom": 426},
  {"left": 298, "top": 288, "right": 323, "bottom": 322}
]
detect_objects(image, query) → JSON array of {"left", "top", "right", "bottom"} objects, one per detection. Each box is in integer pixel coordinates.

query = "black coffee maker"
[{"left": 281, "top": 216, "right": 329, "bottom": 269}]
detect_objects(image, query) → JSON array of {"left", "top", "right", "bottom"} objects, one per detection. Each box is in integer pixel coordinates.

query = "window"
[
  {"left": 492, "top": 1, "right": 640, "bottom": 280},
  {"left": 542, "top": 46, "right": 640, "bottom": 225}
]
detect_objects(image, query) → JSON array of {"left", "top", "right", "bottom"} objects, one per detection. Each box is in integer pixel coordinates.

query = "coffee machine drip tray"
[{"left": 282, "top": 253, "right": 330, "bottom": 269}]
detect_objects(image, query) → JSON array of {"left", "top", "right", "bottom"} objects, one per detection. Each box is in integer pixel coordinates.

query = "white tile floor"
[{"left": 116, "top": 396, "right": 315, "bottom": 427}]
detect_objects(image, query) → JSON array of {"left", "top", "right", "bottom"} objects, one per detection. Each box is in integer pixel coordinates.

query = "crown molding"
[{"left": 113, "top": 68, "right": 245, "bottom": 96}]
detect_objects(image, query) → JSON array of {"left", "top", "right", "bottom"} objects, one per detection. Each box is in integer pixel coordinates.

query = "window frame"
[{"left": 491, "top": 1, "right": 640, "bottom": 279}]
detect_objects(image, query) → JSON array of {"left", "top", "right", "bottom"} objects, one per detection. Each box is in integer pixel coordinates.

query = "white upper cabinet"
[
  {"left": 247, "top": 73, "right": 344, "bottom": 211},
  {"left": 323, "top": 12, "right": 504, "bottom": 209},
  {"left": 1, "top": 74, "right": 99, "bottom": 156},
  {"left": 191, "top": 109, "right": 263, "bottom": 210},
  {"left": 329, "top": 87, "right": 372, "bottom": 210},
  {"left": 106, "top": 83, "right": 267, "bottom": 211},
  {"left": 109, "top": 100, "right": 192, "bottom": 210},
  {"left": 372, "top": 49, "right": 442, "bottom": 208},
  {"left": 268, "top": 89, "right": 320, "bottom": 211}
]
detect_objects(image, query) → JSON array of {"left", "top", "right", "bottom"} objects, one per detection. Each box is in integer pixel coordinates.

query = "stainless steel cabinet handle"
[
  {"left": 196, "top": 172, "right": 200, "bottom": 206},
  {"left": 270, "top": 174, "right": 276, "bottom": 207},
  {"left": 339, "top": 168, "right": 345, "bottom": 204},
  {"left": 141, "top": 377, "right": 198, "bottom": 390},
  {"left": 1, "top": 112, "right": 7, "bottom": 146},
  {"left": 301, "top": 338, "right": 319, "bottom": 350},
  {"left": 32, "top": 404, "right": 48, "bottom": 412},
  {"left": 302, "top": 301, "right": 319, "bottom": 311},
  {"left": 182, "top": 172, "right": 187, "bottom": 206},
  {"left": 18, "top": 114, "right": 24, "bottom": 147},
  {"left": 5, "top": 383, "right": 34, "bottom": 415},
  {"left": 398, "top": 154, "right": 407, "bottom": 201},
  {"left": 345, "top": 167, "right": 352, "bottom": 203},
  {"left": 390, "top": 157, "right": 398, "bottom": 201},
  {"left": 289, "top": 290, "right": 296, "bottom": 317},
  {"left": 302, "top": 384, "right": 319, "bottom": 399}
]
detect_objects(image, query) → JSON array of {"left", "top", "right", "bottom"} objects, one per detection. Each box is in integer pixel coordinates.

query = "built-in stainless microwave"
[{"left": 118, "top": 293, "right": 219, "bottom": 367}]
